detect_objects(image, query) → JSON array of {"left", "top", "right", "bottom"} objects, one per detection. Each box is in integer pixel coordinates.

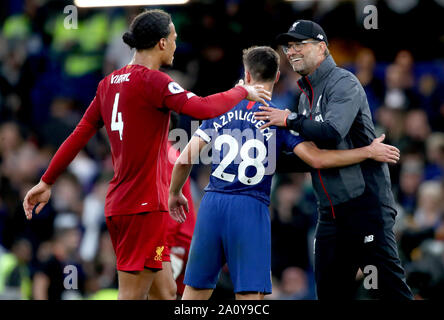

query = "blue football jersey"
[{"left": 194, "top": 100, "right": 304, "bottom": 205}]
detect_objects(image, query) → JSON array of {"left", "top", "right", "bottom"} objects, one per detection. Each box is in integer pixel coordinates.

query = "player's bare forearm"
[
  {"left": 169, "top": 157, "right": 193, "bottom": 223},
  {"left": 169, "top": 136, "right": 206, "bottom": 195},
  {"left": 316, "top": 147, "right": 370, "bottom": 168},
  {"left": 170, "top": 162, "right": 193, "bottom": 196},
  {"left": 293, "top": 141, "right": 361, "bottom": 169},
  {"left": 169, "top": 137, "right": 206, "bottom": 223},
  {"left": 294, "top": 135, "right": 400, "bottom": 169},
  {"left": 318, "top": 134, "right": 400, "bottom": 168}
]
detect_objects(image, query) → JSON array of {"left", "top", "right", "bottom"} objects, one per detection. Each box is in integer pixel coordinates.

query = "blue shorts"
[{"left": 184, "top": 192, "right": 271, "bottom": 294}]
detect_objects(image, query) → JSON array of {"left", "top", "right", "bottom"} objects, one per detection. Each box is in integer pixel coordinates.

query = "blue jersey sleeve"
[
  {"left": 279, "top": 128, "right": 305, "bottom": 152},
  {"left": 194, "top": 119, "right": 215, "bottom": 143}
]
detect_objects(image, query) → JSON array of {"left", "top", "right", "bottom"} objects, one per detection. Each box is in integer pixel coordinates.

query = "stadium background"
[{"left": 0, "top": 0, "right": 443, "bottom": 300}]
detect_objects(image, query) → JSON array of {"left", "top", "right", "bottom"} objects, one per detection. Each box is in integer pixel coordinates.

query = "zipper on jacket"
[{"left": 297, "top": 78, "right": 336, "bottom": 219}]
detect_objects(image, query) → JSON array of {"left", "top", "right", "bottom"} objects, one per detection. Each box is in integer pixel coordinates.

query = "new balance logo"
[
  {"left": 291, "top": 22, "right": 300, "bottom": 31},
  {"left": 111, "top": 73, "right": 131, "bottom": 84},
  {"left": 314, "top": 114, "right": 324, "bottom": 122},
  {"left": 364, "top": 235, "right": 374, "bottom": 243},
  {"left": 315, "top": 95, "right": 322, "bottom": 113}
]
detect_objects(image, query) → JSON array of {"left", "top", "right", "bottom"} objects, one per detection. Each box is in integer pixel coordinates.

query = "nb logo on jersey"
[
  {"left": 291, "top": 22, "right": 300, "bottom": 31},
  {"left": 314, "top": 114, "right": 324, "bottom": 122},
  {"left": 111, "top": 73, "right": 131, "bottom": 84},
  {"left": 315, "top": 95, "right": 322, "bottom": 113},
  {"left": 364, "top": 235, "right": 374, "bottom": 243}
]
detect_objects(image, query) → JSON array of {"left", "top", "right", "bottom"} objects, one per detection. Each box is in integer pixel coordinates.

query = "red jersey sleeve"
[
  {"left": 41, "top": 96, "right": 102, "bottom": 185},
  {"left": 145, "top": 70, "right": 189, "bottom": 113},
  {"left": 83, "top": 95, "right": 104, "bottom": 129},
  {"left": 177, "top": 86, "right": 247, "bottom": 119},
  {"left": 146, "top": 70, "right": 248, "bottom": 119}
]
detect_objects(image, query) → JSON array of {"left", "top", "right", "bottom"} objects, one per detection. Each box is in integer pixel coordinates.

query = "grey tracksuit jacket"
[{"left": 294, "top": 55, "right": 396, "bottom": 213}]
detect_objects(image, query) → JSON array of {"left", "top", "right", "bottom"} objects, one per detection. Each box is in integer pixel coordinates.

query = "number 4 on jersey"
[{"left": 111, "top": 93, "right": 124, "bottom": 140}]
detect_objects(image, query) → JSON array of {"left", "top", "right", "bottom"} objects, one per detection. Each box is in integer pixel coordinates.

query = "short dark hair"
[
  {"left": 242, "top": 46, "right": 280, "bottom": 82},
  {"left": 122, "top": 9, "right": 172, "bottom": 50}
]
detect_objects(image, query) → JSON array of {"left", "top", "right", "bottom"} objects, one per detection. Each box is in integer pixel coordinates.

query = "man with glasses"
[
  {"left": 254, "top": 20, "right": 413, "bottom": 300},
  {"left": 168, "top": 46, "right": 400, "bottom": 301}
]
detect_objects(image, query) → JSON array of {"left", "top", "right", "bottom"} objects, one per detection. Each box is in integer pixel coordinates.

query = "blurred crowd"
[{"left": 0, "top": 0, "right": 443, "bottom": 300}]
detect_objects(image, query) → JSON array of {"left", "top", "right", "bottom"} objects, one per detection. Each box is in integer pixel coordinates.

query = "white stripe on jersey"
[{"left": 195, "top": 128, "right": 211, "bottom": 143}]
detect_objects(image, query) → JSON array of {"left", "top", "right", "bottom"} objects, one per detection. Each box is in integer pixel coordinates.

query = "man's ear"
[
  {"left": 159, "top": 38, "right": 167, "bottom": 50},
  {"left": 245, "top": 70, "right": 252, "bottom": 84},
  {"left": 319, "top": 42, "right": 327, "bottom": 55},
  {"left": 275, "top": 70, "right": 281, "bottom": 84}
]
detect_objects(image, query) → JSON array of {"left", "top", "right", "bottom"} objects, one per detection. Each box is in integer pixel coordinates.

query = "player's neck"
[
  {"left": 130, "top": 51, "right": 162, "bottom": 70},
  {"left": 247, "top": 81, "right": 274, "bottom": 98}
]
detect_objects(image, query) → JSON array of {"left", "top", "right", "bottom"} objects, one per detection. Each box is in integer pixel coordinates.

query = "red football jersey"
[
  {"left": 83, "top": 65, "right": 192, "bottom": 217},
  {"left": 41, "top": 65, "right": 248, "bottom": 217}
]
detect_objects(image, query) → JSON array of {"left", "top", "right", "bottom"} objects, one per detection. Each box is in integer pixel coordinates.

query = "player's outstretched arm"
[
  {"left": 293, "top": 134, "right": 400, "bottom": 169},
  {"left": 169, "top": 136, "right": 207, "bottom": 223},
  {"left": 177, "top": 83, "right": 271, "bottom": 120},
  {"left": 23, "top": 116, "right": 99, "bottom": 220},
  {"left": 23, "top": 180, "right": 52, "bottom": 220}
]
